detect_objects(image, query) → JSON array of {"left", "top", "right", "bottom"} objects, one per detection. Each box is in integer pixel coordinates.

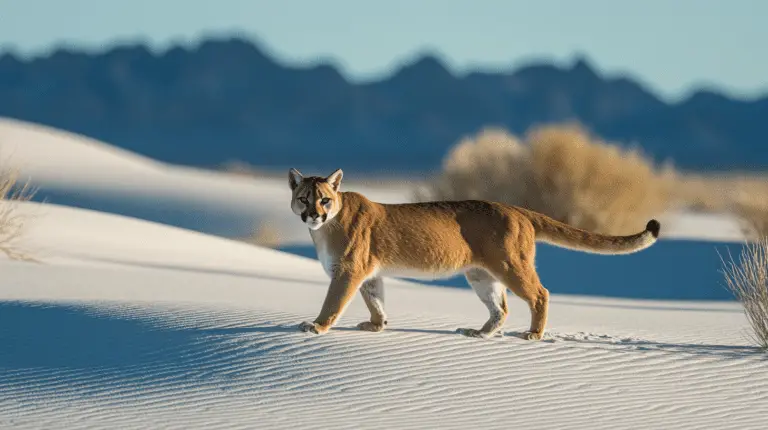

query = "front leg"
[
  {"left": 357, "top": 277, "right": 387, "bottom": 332},
  {"left": 299, "top": 268, "right": 369, "bottom": 335}
]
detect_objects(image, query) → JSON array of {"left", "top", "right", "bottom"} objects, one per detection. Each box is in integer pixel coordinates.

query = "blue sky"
[{"left": 1, "top": 0, "right": 766, "bottom": 101}]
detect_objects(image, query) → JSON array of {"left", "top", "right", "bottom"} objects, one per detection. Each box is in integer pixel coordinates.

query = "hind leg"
[
  {"left": 493, "top": 265, "right": 550, "bottom": 341},
  {"left": 357, "top": 277, "right": 387, "bottom": 332},
  {"left": 526, "top": 273, "right": 550, "bottom": 340},
  {"left": 458, "top": 268, "right": 509, "bottom": 338}
]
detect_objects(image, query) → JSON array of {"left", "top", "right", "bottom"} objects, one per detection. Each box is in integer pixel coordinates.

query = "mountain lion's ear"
[
  {"left": 326, "top": 168, "right": 343, "bottom": 191},
  {"left": 289, "top": 168, "right": 303, "bottom": 190}
]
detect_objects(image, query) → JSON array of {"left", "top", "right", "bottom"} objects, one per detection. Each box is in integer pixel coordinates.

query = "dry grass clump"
[
  {"left": 673, "top": 173, "right": 768, "bottom": 239},
  {"left": 720, "top": 237, "right": 768, "bottom": 350},
  {"left": 417, "top": 123, "right": 673, "bottom": 235},
  {"left": 722, "top": 178, "right": 768, "bottom": 239},
  {"left": 414, "top": 128, "right": 530, "bottom": 204},
  {"left": 219, "top": 160, "right": 274, "bottom": 178},
  {"left": 243, "top": 220, "right": 283, "bottom": 248},
  {"left": 732, "top": 199, "right": 768, "bottom": 240},
  {"left": 0, "top": 165, "right": 37, "bottom": 260}
]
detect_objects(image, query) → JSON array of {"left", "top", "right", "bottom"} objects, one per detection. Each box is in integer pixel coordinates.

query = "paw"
[
  {"left": 357, "top": 321, "right": 386, "bottom": 332},
  {"left": 525, "top": 331, "right": 544, "bottom": 341},
  {"left": 298, "top": 321, "right": 320, "bottom": 334},
  {"left": 457, "top": 328, "right": 489, "bottom": 339}
]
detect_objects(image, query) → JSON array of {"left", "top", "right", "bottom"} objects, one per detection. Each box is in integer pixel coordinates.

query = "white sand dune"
[
  {"left": 0, "top": 117, "right": 749, "bottom": 244},
  {"left": 1, "top": 201, "right": 766, "bottom": 429},
  {"left": 0, "top": 117, "right": 408, "bottom": 244}
]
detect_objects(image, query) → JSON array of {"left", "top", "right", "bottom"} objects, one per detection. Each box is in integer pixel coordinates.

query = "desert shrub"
[
  {"left": 243, "top": 219, "right": 283, "bottom": 248},
  {"left": 0, "top": 164, "right": 37, "bottom": 260},
  {"left": 731, "top": 190, "right": 768, "bottom": 240},
  {"left": 414, "top": 128, "right": 530, "bottom": 204},
  {"left": 720, "top": 237, "right": 768, "bottom": 350},
  {"left": 219, "top": 160, "right": 273, "bottom": 178},
  {"left": 417, "top": 123, "right": 673, "bottom": 235},
  {"left": 671, "top": 173, "right": 768, "bottom": 236},
  {"left": 735, "top": 203, "right": 768, "bottom": 240}
]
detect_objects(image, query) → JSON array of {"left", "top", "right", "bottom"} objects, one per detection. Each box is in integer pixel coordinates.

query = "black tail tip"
[{"left": 646, "top": 219, "right": 661, "bottom": 238}]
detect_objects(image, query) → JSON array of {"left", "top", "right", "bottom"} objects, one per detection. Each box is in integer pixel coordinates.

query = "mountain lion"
[{"left": 289, "top": 168, "right": 660, "bottom": 340}]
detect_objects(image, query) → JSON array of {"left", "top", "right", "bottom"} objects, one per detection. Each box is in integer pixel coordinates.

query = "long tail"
[{"left": 521, "top": 209, "right": 661, "bottom": 255}]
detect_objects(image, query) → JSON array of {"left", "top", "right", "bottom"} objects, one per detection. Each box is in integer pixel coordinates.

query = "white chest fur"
[{"left": 314, "top": 240, "right": 336, "bottom": 277}]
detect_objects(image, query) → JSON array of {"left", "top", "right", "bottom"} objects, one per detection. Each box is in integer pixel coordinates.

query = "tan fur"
[{"left": 289, "top": 168, "right": 661, "bottom": 339}]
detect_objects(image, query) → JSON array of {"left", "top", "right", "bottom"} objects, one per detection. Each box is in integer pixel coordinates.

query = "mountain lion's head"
[{"left": 288, "top": 168, "right": 344, "bottom": 231}]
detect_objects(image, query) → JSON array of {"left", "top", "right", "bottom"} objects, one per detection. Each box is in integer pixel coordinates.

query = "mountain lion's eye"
[
  {"left": 298, "top": 197, "right": 309, "bottom": 205},
  {"left": 321, "top": 197, "right": 331, "bottom": 205}
]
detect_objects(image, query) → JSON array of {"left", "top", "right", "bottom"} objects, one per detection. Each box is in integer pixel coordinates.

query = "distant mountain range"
[{"left": 1, "top": 37, "right": 767, "bottom": 174}]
